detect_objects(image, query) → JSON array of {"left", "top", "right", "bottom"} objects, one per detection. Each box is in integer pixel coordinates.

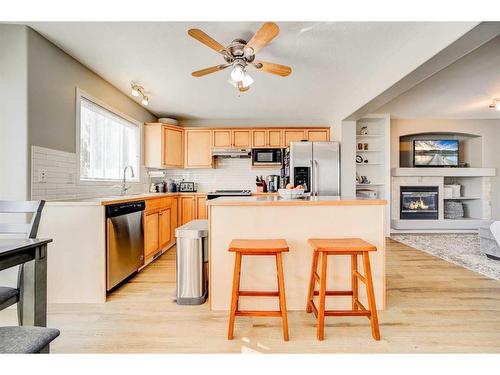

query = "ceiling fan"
[{"left": 188, "top": 22, "right": 292, "bottom": 93}]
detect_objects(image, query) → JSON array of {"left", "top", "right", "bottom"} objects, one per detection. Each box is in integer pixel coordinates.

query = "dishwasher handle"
[{"left": 106, "top": 200, "right": 145, "bottom": 218}]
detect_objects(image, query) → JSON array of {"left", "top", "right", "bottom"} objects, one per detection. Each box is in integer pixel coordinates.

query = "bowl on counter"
[{"left": 278, "top": 188, "right": 306, "bottom": 199}]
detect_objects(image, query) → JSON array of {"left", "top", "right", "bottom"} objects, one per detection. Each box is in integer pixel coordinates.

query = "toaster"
[{"left": 179, "top": 181, "right": 196, "bottom": 192}]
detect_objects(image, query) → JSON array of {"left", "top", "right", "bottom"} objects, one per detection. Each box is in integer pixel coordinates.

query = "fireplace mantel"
[{"left": 391, "top": 167, "right": 495, "bottom": 177}]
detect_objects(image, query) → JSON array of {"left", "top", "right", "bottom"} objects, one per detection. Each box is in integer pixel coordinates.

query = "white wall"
[{"left": 0, "top": 25, "right": 29, "bottom": 201}]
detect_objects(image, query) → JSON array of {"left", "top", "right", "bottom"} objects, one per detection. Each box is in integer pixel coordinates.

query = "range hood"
[{"left": 212, "top": 148, "right": 251, "bottom": 158}]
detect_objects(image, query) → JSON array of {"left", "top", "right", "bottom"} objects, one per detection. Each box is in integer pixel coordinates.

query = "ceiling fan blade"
[
  {"left": 253, "top": 61, "right": 292, "bottom": 77},
  {"left": 244, "top": 22, "right": 280, "bottom": 56},
  {"left": 188, "top": 29, "right": 226, "bottom": 54},
  {"left": 191, "top": 64, "right": 229, "bottom": 77}
]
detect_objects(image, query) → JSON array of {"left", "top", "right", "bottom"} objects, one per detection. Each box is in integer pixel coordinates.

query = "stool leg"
[
  {"left": 317, "top": 252, "right": 328, "bottom": 340},
  {"left": 306, "top": 251, "right": 319, "bottom": 313},
  {"left": 351, "top": 254, "right": 358, "bottom": 311},
  {"left": 276, "top": 252, "right": 289, "bottom": 341},
  {"left": 362, "top": 252, "right": 381, "bottom": 341},
  {"left": 228, "top": 252, "right": 242, "bottom": 340}
]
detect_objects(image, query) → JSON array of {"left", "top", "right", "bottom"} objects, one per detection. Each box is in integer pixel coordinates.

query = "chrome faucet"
[{"left": 121, "top": 165, "right": 135, "bottom": 195}]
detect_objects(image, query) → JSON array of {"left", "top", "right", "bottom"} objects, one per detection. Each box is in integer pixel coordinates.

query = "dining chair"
[{"left": 0, "top": 200, "right": 45, "bottom": 322}]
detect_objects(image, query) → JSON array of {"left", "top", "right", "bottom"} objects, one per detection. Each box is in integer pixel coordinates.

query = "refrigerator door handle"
[{"left": 314, "top": 159, "right": 319, "bottom": 196}]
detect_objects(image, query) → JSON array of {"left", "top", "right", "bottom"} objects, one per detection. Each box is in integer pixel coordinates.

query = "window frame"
[{"left": 75, "top": 88, "right": 143, "bottom": 184}]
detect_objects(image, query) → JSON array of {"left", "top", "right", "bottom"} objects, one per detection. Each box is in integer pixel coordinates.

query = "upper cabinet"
[
  {"left": 185, "top": 129, "right": 213, "bottom": 168},
  {"left": 212, "top": 129, "right": 251, "bottom": 148},
  {"left": 252, "top": 129, "right": 283, "bottom": 148},
  {"left": 284, "top": 129, "right": 307, "bottom": 146},
  {"left": 144, "top": 123, "right": 184, "bottom": 168},
  {"left": 306, "top": 129, "right": 330, "bottom": 142}
]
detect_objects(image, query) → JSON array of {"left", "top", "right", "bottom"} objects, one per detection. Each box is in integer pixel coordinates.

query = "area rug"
[{"left": 391, "top": 234, "right": 500, "bottom": 281}]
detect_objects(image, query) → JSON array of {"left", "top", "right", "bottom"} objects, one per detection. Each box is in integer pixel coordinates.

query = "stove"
[{"left": 207, "top": 190, "right": 252, "bottom": 200}]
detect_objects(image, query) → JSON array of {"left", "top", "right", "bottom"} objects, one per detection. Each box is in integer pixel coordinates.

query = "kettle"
[{"left": 266, "top": 175, "right": 280, "bottom": 193}]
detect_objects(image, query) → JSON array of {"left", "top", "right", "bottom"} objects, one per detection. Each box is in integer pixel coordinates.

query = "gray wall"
[
  {"left": 27, "top": 28, "right": 156, "bottom": 154},
  {"left": 0, "top": 25, "right": 29, "bottom": 201}
]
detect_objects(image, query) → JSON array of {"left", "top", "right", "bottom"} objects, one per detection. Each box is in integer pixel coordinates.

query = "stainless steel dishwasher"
[{"left": 106, "top": 200, "right": 145, "bottom": 291}]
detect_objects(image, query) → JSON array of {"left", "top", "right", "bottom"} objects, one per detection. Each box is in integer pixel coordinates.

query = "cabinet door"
[
  {"left": 232, "top": 130, "right": 251, "bottom": 148},
  {"left": 163, "top": 127, "right": 183, "bottom": 167},
  {"left": 267, "top": 129, "right": 283, "bottom": 147},
  {"left": 196, "top": 195, "right": 208, "bottom": 220},
  {"left": 180, "top": 196, "right": 195, "bottom": 225},
  {"left": 284, "top": 129, "right": 306, "bottom": 146},
  {"left": 144, "top": 212, "right": 159, "bottom": 258},
  {"left": 158, "top": 208, "right": 172, "bottom": 249},
  {"left": 212, "top": 129, "right": 232, "bottom": 148},
  {"left": 185, "top": 130, "right": 212, "bottom": 168},
  {"left": 307, "top": 129, "right": 329, "bottom": 142},
  {"left": 252, "top": 129, "right": 267, "bottom": 148},
  {"left": 171, "top": 197, "right": 178, "bottom": 242}
]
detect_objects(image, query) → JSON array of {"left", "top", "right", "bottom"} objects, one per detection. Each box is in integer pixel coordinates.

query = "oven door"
[{"left": 252, "top": 149, "right": 282, "bottom": 166}]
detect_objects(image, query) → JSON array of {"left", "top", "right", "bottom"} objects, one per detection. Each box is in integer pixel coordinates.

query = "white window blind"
[{"left": 79, "top": 97, "right": 140, "bottom": 181}]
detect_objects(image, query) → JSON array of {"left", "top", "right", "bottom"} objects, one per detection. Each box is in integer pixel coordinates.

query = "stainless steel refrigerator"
[{"left": 289, "top": 141, "right": 340, "bottom": 196}]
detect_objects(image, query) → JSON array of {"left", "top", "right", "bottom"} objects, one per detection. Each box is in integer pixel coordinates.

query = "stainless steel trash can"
[{"left": 175, "top": 219, "right": 208, "bottom": 305}]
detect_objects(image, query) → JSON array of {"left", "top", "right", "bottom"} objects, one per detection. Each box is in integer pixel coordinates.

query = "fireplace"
[{"left": 400, "top": 186, "right": 439, "bottom": 220}]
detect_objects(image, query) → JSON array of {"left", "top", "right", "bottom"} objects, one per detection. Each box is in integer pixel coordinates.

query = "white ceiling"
[
  {"left": 377, "top": 35, "right": 500, "bottom": 119},
  {"left": 26, "top": 22, "right": 477, "bottom": 124}
]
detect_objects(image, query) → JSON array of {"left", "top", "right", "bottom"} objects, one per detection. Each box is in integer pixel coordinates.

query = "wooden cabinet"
[
  {"left": 232, "top": 130, "right": 251, "bottom": 148},
  {"left": 196, "top": 196, "right": 208, "bottom": 220},
  {"left": 185, "top": 129, "right": 212, "bottom": 168},
  {"left": 284, "top": 129, "right": 306, "bottom": 146},
  {"left": 252, "top": 129, "right": 283, "bottom": 148},
  {"left": 268, "top": 129, "right": 283, "bottom": 147},
  {"left": 180, "top": 195, "right": 196, "bottom": 225},
  {"left": 179, "top": 194, "right": 208, "bottom": 225},
  {"left": 144, "top": 123, "right": 184, "bottom": 168},
  {"left": 252, "top": 129, "right": 267, "bottom": 148},
  {"left": 307, "top": 129, "right": 329, "bottom": 142},
  {"left": 213, "top": 129, "right": 251, "bottom": 148},
  {"left": 144, "top": 211, "right": 160, "bottom": 258},
  {"left": 143, "top": 197, "right": 177, "bottom": 260},
  {"left": 212, "top": 129, "right": 232, "bottom": 148}
]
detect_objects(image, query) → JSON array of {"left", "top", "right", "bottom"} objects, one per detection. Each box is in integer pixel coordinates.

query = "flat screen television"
[{"left": 413, "top": 140, "right": 459, "bottom": 167}]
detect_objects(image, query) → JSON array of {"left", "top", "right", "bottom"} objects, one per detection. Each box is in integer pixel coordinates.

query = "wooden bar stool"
[
  {"left": 227, "top": 239, "right": 289, "bottom": 341},
  {"left": 306, "top": 238, "right": 380, "bottom": 341}
]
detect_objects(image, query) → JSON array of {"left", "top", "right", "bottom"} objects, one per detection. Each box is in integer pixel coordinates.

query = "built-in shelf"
[
  {"left": 356, "top": 134, "right": 384, "bottom": 138},
  {"left": 392, "top": 218, "right": 492, "bottom": 230},
  {"left": 356, "top": 162, "right": 383, "bottom": 165},
  {"left": 357, "top": 183, "right": 384, "bottom": 186},
  {"left": 356, "top": 149, "right": 383, "bottom": 153}
]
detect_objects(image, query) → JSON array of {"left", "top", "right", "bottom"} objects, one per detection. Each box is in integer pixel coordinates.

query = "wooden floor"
[{"left": 2, "top": 238, "right": 500, "bottom": 353}]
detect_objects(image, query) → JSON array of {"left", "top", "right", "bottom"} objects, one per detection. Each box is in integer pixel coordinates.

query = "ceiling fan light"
[
  {"left": 131, "top": 87, "right": 140, "bottom": 97},
  {"left": 241, "top": 72, "right": 254, "bottom": 88},
  {"left": 141, "top": 96, "right": 149, "bottom": 106},
  {"left": 230, "top": 64, "right": 245, "bottom": 82}
]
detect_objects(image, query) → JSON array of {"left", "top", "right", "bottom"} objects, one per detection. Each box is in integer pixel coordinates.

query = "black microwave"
[{"left": 252, "top": 149, "right": 283, "bottom": 166}]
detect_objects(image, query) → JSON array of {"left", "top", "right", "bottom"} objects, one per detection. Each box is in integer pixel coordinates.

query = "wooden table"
[{"left": 0, "top": 238, "right": 52, "bottom": 326}]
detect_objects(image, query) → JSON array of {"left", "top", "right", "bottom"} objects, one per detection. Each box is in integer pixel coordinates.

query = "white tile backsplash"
[
  {"left": 31, "top": 146, "right": 281, "bottom": 200},
  {"left": 160, "top": 158, "right": 281, "bottom": 192},
  {"left": 31, "top": 146, "right": 148, "bottom": 201}
]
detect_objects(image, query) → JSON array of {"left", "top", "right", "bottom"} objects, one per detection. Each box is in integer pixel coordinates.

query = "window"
[{"left": 78, "top": 95, "right": 140, "bottom": 181}]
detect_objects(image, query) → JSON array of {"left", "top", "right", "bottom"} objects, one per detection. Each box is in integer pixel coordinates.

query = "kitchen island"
[{"left": 208, "top": 196, "right": 387, "bottom": 311}]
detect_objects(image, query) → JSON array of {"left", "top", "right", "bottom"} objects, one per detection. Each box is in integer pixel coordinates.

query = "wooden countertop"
[{"left": 207, "top": 196, "right": 387, "bottom": 206}]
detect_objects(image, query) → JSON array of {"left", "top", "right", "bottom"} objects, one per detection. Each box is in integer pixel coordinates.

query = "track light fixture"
[
  {"left": 489, "top": 99, "right": 500, "bottom": 111},
  {"left": 130, "top": 83, "right": 149, "bottom": 106}
]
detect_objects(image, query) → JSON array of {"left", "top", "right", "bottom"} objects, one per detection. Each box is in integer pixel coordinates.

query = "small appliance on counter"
[
  {"left": 179, "top": 181, "right": 197, "bottom": 192},
  {"left": 256, "top": 176, "right": 267, "bottom": 192},
  {"left": 266, "top": 175, "right": 280, "bottom": 193},
  {"left": 166, "top": 178, "right": 177, "bottom": 192}
]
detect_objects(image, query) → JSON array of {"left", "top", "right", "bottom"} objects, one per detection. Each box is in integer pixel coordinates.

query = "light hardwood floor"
[{"left": 1, "top": 238, "right": 500, "bottom": 353}]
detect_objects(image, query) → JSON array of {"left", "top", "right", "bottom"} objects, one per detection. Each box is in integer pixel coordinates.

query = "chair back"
[{"left": 0, "top": 200, "right": 46, "bottom": 238}]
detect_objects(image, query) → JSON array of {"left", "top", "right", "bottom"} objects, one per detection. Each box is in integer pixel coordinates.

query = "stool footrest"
[
  {"left": 313, "top": 272, "right": 320, "bottom": 282},
  {"left": 238, "top": 291, "right": 279, "bottom": 297},
  {"left": 235, "top": 310, "right": 282, "bottom": 317},
  {"left": 313, "top": 290, "right": 353, "bottom": 296},
  {"left": 325, "top": 310, "right": 371, "bottom": 317},
  {"left": 354, "top": 299, "right": 368, "bottom": 311}
]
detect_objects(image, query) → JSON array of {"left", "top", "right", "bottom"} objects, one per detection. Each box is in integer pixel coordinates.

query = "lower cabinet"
[
  {"left": 196, "top": 196, "right": 208, "bottom": 220},
  {"left": 144, "top": 198, "right": 177, "bottom": 260},
  {"left": 180, "top": 194, "right": 208, "bottom": 225}
]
